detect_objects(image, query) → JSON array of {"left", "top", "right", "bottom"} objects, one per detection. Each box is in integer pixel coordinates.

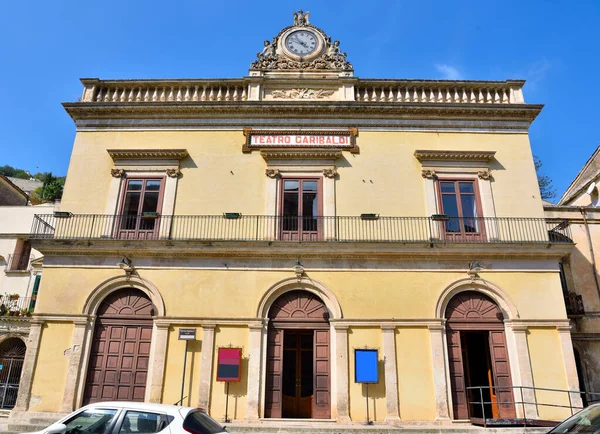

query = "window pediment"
[
  {"left": 414, "top": 150, "right": 496, "bottom": 164},
  {"left": 107, "top": 149, "right": 189, "bottom": 161},
  {"left": 260, "top": 149, "right": 341, "bottom": 161}
]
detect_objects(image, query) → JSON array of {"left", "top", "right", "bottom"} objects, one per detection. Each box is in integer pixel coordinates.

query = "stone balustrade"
[
  {"left": 354, "top": 80, "right": 525, "bottom": 104},
  {"left": 79, "top": 78, "right": 525, "bottom": 104},
  {"left": 82, "top": 80, "right": 249, "bottom": 103}
]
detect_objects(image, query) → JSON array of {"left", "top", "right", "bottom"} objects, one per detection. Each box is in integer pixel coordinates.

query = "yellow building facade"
[{"left": 12, "top": 11, "right": 583, "bottom": 427}]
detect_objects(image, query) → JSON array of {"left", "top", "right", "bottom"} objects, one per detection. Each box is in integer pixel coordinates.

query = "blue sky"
[{"left": 1, "top": 1, "right": 598, "bottom": 201}]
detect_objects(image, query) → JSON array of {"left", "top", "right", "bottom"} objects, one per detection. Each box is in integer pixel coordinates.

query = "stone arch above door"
[
  {"left": 97, "top": 288, "right": 155, "bottom": 318},
  {"left": 435, "top": 278, "right": 518, "bottom": 321},
  {"left": 269, "top": 290, "right": 329, "bottom": 322},
  {"left": 258, "top": 277, "right": 342, "bottom": 320},
  {"left": 445, "top": 291, "right": 504, "bottom": 323},
  {"left": 83, "top": 275, "right": 165, "bottom": 317}
]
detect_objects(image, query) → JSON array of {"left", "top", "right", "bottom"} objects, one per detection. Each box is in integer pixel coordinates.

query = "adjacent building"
[
  {"left": 11, "top": 11, "right": 582, "bottom": 427},
  {"left": 544, "top": 145, "right": 600, "bottom": 403},
  {"left": 0, "top": 175, "right": 48, "bottom": 409}
]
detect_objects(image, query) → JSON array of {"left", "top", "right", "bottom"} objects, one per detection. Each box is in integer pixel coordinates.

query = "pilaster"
[
  {"left": 506, "top": 324, "right": 539, "bottom": 419},
  {"left": 198, "top": 324, "right": 216, "bottom": 410},
  {"left": 147, "top": 323, "right": 170, "bottom": 403},
  {"left": 558, "top": 326, "right": 583, "bottom": 410},
  {"left": 60, "top": 318, "right": 90, "bottom": 412},
  {"left": 381, "top": 326, "right": 400, "bottom": 422},
  {"left": 334, "top": 324, "right": 350, "bottom": 423},
  {"left": 13, "top": 319, "right": 44, "bottom": 412},
  {"left": 245, "top": 323, "right": 266, "bottom": 421},
  {"left": 428, "top": 325, "right": 450, "bottom": 420}
]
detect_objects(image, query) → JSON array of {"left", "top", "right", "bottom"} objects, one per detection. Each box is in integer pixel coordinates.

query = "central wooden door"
[
  {"left": 445, "top": 291, "right": 516, "bottom": 420},
  {"left": 283, "top": 331, "right": 313, "bottom": 418},
  {"left": 83, "top": 289, "right": 154, "bottom": 404},
  {"left": 265, "top": 291, "right": 331, "bottom": 419}
]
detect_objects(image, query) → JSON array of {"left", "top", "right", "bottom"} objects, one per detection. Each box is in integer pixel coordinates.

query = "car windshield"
[
  {"left": 549, "top": 405, "right": 600, "bottom": 433},
  {"left": 63, "top": 408, "right": 119, "bottom": 434}
]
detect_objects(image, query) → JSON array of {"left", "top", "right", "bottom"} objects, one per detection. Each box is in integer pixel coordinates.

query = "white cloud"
[{"left": 435, "top": 64, "right": 463, "bottom": 80}]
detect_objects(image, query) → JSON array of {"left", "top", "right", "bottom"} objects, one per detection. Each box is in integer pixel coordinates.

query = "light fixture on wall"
[
  {"left": 117, "top": 256, "right": 135, "bottom": 279},
  {"left": 468, "top": 260, "right": 482, "bottom": 280},
  {"left": 293, "top": 259, "right": 305, "bottom": 281}
]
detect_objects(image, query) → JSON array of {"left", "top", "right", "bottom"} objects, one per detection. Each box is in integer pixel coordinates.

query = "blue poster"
[{"left": 355, "top": 349, "right": 378, "bottom": 383}]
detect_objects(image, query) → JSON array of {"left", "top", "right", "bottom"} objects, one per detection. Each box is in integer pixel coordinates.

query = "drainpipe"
[{"left": 579, "top": 207, "right": 600, "bottom": 298}]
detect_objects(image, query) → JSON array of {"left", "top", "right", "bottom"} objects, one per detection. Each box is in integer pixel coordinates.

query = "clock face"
[{"left": 285, "top": 30, "right": 318, "bottom": 56}]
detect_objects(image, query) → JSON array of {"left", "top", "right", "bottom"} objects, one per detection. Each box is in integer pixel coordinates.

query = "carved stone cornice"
[
  {"left": 261, "top": 149, "right": 341, "bottom": 161},
  {"left": 64, "top": 103, "right": 544, "bottom": 127},
  {"left": 30, "top": 238, "right": 574, "bottom": 261},
  {"left": 414, "top": 150, "right": 496, "bottom": 163},
  {"left": 107, "top": 149, "right": 189, "bottom": 161}
]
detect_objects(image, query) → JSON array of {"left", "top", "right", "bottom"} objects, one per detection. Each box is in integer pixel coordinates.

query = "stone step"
[
  {"left": 7, "top": 423, "right": 49, "bottom": 432},
  {"left": 223, "top": 423, "right": 550, "bottom": 434},
  {"left": 28, "top": 418, "right": 60, "bottom": 425}
]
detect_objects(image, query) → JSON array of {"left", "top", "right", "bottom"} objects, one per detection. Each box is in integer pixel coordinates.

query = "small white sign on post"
[{"left": 179, "top": 328, "right": 196, "bottom": 340}]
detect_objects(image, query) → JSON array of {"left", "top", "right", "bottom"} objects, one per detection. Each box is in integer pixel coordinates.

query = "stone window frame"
[
  {"left": 105, "top": 149, "right": 188, "bottom": 237},
  {"left": 415, "top": 150, "right": 496, "bottom": 218},
  {"left": 262, "top": 150, "right": 339, "bottom": 240}
]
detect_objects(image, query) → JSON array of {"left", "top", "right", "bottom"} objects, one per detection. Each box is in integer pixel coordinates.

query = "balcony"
[
  {"left": 31, "top": 214, "right": 573, "bottom": 245},
  {"left": 0, "top": 295, "right": 35, "bottom": 317}
]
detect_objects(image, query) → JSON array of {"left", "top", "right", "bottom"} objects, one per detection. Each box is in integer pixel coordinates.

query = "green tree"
[
  {"left": 534, "top": 155, "right": 557, "bottom": 201},
  {"left": 0, "top": 165, "right": 30, "bottom": 179},
  {"left": 30, "top": 173, "right": 64, "bottom": 202}
]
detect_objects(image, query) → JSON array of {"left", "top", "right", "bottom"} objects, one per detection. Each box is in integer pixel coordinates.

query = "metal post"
[
  {"left": 180, "top": 340, "right": 189, "bottom": 406},
  {"left": 365, "top": 383, "right": 372, "bottom": 425},
  {"left": 480, "top": 387, "right": 486, "bottom": 428},
  {"left": 521, "top": 386, "right": 526, "bottom": 427},
  {"left": 224, "top": 382, "right": 231, "bottom": 423},
  {"left": 0, "top": 359, "right": 10, "bottom": 408},
  {"left": 568, "top": 387, "right": 573, "bottom": 415}
]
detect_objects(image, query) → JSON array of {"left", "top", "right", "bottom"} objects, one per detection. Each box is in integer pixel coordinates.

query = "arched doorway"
[
  {"left": 0, "top": 337, "right": 26, "bottom": 409},
  {"left": 83, "top": 288, "right": 154, "bottom": 404},
  {"left": 265, "top": 290, "right": 330, "bottom": 419},
  {"left": 445, "top": 291, "right": 515, "bottom": 421}
]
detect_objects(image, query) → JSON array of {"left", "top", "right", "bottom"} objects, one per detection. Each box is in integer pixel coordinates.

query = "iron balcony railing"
[
  {"left": 31, "top": 214, "right": 573, "bottom": 244},
  {"left": 0, "top": 295, "right": 36, "bottom": 317}
]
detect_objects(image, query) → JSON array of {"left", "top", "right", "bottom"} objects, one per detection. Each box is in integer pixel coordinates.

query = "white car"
[{"left": 28, "top": 402, "right": 228, "bottom": 434}]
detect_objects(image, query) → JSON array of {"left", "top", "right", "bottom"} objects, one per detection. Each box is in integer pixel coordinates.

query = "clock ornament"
[{"left": 251, "top": 10, "right": 353, "bottom": 72}]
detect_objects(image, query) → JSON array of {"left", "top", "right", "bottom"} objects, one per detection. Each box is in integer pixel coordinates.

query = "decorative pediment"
[
  {"left": 250, "top": 10, "right": 353, "bottom": 73},
  {"left": 414, "top": 150, "right": 496, "bottom": 163},
  {"left": 107, "top": 149, "right": 189, "bottom": 161},
  {"left": 260, "top": 149, "right": 341, "bottom": 161}
]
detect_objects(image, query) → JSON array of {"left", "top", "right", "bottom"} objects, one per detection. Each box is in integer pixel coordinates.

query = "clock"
[{"left": 284, "top": 30, "right": 318, "bottom": 56}]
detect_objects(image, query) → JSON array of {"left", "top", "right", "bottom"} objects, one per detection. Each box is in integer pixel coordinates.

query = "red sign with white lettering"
[{"left": 249, "top": 134, "right": 351, "bottom": 147}]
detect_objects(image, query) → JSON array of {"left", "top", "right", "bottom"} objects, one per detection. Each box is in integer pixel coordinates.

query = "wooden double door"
[
  {"left": 83, "top": 289, "right": 154, "bottom": 404},
  {"left": 445, "top": 291, "right": 516, "bottom": 421},
  {"left": 266, "top": 328, "right": 330, "bottom": 419}
]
